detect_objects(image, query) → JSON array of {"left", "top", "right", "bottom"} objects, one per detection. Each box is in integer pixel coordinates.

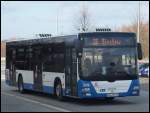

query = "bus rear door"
[
  {"left": 33, "top": 47, "right": 43, "bottom": 92},
  {"left": 9, "top": 48, "right": 16, "bottom": 86}
]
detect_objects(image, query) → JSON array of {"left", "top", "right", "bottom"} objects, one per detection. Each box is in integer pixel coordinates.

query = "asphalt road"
[{"left": 1, "top": 80, "right": 149, "bottom": 112}]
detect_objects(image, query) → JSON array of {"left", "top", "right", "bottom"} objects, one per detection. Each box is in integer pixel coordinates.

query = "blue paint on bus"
[{"left": 77, "top": 79, "right": 140, "bottom": 99}]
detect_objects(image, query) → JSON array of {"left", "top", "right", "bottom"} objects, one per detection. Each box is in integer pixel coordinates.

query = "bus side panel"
[
  {"left": 42, "top": 72, "right": 65, "bottom": 95},
  {"left": 5, "top": 69, "right": 16, "bottom": 86},
  {"left": 16, "top": 70, "right": 34, "bottom": 90}
]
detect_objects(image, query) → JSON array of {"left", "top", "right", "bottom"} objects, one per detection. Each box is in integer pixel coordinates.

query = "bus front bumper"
[{"left": 77, "top": 79, "right": 140, "bottom": 99}]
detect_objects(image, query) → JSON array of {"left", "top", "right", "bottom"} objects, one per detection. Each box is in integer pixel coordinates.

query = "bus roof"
[
  {"left": 6, "top": 35, "right": 77, "bottom": 46},
  {"left": 6, "top": 32, "right": 136, "bottom": 46}
]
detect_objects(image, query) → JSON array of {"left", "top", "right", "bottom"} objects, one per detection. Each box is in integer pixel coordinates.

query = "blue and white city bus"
[{"left": 5, "top": 31, "right": 143, "bottom": 100}]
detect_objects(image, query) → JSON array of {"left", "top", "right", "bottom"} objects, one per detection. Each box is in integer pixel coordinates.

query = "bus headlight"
[
  {"left": 85, "top": 93, "right": 91, "bottom": 96},
  {"left": 82, "top": 88, "right": 90, "bottom": 93},
  {"left": 83, "top": 83, "right": 90, "bottom": 88},
  {"left": 132, "top": 91, "right": 138, "bottom": 95},
  {"left": 133, "top": 86, "right": 140, "bottom": 90}
]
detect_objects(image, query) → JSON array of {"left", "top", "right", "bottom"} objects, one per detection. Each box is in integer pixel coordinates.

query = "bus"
[{"left": 5, "top": 32, "right": 143, "bottom": 100}]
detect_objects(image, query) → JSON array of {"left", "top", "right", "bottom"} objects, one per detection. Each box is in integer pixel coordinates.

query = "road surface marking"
[{"left": 2, "top": 92, "right": 71, "bottom": 112}]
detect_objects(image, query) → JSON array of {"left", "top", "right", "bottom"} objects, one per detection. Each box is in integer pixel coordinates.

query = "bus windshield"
[{"left": 81, "top": 47, "right": 137, "bottom": 81}]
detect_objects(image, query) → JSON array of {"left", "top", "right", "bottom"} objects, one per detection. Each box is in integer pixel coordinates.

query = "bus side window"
[
  {"left": 53, "top": 44, "right": 65, "bottom": 73},
  {"left": 43, "top": 56, "right": 52, "bottom": 72},
  {"left": 24, "top": 47, "right": 33, "bottom": 70},
  {"left": 16, "top": 48, "right": 25, "bottom": 70},
  {"left": 42, "top": 47, "right": 53, "bottom": 72},
  {"left": 55, "top": 53, "right": 64, "bottom": 73},
  {"left": 12, "top": 49, "right": 16, "bottom": 60}
]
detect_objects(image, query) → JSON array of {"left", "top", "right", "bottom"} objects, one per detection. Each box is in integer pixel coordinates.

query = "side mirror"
[
  {"left": 75, "top": 40, "right": 83, "bottom": 57},
  {"left": 137, "top": 43, "right": 143, "bottom": 60}
]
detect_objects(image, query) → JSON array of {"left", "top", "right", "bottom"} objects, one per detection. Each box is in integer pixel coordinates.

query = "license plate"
[{"left": 107, "top": 93, "right": 119, "bottom": 97}]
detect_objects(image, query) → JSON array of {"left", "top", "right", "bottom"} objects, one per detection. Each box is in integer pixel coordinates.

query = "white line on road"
[{"left": 1, "top": 92, "right": 71, "bottom": 112}]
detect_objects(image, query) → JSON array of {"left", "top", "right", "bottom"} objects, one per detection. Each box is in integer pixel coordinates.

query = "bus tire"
[
  {"left": 18, "top": 76, "right": 25, "bottom": 93},
  {"left": 55, "top": 81, "right": 64, "bottom": 101}
]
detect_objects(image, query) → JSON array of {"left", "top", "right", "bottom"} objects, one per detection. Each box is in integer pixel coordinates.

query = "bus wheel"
[
  {"left": 18, "top": 76, "right": 24, "bottom": 93},
  {"left": 55, "top": 82, "right": 63, "bottom": 100}
]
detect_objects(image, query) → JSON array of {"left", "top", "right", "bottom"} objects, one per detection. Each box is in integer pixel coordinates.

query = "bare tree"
[
  {"left": 118, "top": 13, "right": 149, "bottom": 59},
  {"left": 1, "top": 41, "right": 6, "bottom": 58},
  {"left": 74, "top": 5, "right": 91, "bottom": 32}
]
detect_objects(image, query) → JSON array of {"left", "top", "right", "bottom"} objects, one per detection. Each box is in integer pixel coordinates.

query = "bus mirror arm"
[{"left": 75, "top": 40, "right": 83, "bottom": 57}]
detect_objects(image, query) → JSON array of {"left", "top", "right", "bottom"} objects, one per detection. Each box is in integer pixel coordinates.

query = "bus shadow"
[
  {"left": 12, "top": 89, "right": 136, "bottom": 106},
  {"left": 12, "top": 89, "right": 57, "bottom": 99},
  {"left": 65, "top": 98, "right": 136, "bottom": 106}
]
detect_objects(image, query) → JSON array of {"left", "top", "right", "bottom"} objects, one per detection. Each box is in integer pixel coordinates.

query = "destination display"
[
  {"left": 83, "top": 36, "right": 136, "bottom": 46},
  {"left": 92, "top": 38, "right": 121, "bottom": 46}
]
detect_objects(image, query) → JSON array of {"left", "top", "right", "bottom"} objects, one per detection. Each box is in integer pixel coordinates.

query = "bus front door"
[{"left": 65, "top": 48, "right": 77, "bottom": 97}]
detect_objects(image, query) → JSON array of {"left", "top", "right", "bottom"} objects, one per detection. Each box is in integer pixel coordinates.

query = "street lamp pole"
[
  {"left": 137, "top": 1, "right": 140, "bottom": 43},
  {"left": 57, "top": 9, "right": 59, "bottom": 35}
]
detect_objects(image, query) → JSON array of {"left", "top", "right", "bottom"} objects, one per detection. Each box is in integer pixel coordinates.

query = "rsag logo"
[{"left": 100, "top": 89, "right": 106, "bottom": 92}]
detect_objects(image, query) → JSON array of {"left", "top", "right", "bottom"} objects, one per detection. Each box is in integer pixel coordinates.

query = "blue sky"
[{"left": 1, "top": 1, "right": 149, "bottom": 40}]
